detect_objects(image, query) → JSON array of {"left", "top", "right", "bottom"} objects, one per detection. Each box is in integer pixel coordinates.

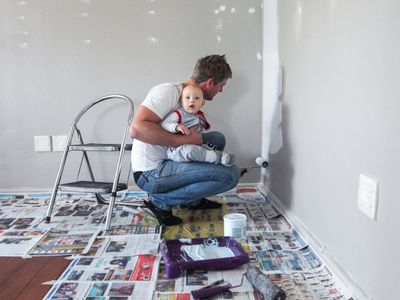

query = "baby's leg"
[{"left": 167, "top": 145, "right": 234, "bottom": 166}]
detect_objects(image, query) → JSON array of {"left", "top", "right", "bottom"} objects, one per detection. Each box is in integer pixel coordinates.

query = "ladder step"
[
  {"left": 69, "top": 143, "right": 132, "bottom": 151},
  {"left": 59, "top": 181, "right": 127, "bottom": 193}
]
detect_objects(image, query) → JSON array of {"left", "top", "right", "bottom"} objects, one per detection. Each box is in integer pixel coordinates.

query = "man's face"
[{"left": 203, "top": 78, "right": 228, "bottom": 101}]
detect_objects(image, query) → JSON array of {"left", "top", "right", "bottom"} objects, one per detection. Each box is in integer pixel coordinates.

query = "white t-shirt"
[{"left": 131, "top": 83, "right": 183, "bottom": 171}]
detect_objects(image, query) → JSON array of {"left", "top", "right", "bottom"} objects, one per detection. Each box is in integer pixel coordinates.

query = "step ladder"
[{"left": 45, "top": 94, "right": 134, "bottom": 230}]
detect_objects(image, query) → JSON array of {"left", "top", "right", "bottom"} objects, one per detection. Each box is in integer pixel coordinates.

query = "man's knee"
[
  {"left": 225, "top": 164, "right": 240, "bottom": 188},
  {"left": 202, "top": 131, "right": 226, "bottom": 151}
]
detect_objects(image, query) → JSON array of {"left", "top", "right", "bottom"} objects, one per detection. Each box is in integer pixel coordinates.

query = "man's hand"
[{"left": 185, "top": 126, "right": 203, "bottom": 145}]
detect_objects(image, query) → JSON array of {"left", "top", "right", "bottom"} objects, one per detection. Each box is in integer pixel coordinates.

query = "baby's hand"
[{"left": 176, "top": 124, "right": 190, "bottom": 135}]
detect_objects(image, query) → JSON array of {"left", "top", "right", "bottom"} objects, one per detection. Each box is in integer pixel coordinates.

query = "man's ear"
[{"left": 205, "top": 78, "right": 214, "bottom": 88}]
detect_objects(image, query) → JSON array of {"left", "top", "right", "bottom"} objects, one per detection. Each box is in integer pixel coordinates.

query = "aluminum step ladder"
[{"left": 45, "top": 94, "right": 134, "bottom": 230}]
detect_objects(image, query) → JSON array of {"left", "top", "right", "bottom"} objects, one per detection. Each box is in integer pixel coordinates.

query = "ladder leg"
[
  {"left": 104, "top": 123, "right": 130, "bottom": 230},
  {"left": 45, "top": 147, "right": 70, "bottom": 222},
  {"left": 45, "top": 126, "right": 75, "bottom": 222},
  {"left": 104, "top": 192, "right": 117, "bottom": 230}
]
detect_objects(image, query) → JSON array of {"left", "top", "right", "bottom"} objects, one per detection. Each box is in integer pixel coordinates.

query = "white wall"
[
  {"left": 0, "top": 0, "right": 263, "bottom": 188},
  {"left": 267, "top": 1, "right": 400, "bottom": 299}
]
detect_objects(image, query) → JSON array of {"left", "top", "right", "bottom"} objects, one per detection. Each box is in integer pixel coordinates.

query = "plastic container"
[{"left": 223, "top": 213, "right": 247, "bottom": 241}]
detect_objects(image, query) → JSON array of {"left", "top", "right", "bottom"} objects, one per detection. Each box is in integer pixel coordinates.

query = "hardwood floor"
[{"left": 0, "top": 256, "right": 70, "bottom": 300}]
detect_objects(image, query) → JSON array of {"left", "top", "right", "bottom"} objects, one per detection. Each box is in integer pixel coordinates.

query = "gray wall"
[
  {"left": 269, "top": 1, "right": 400, "bottom": 299},
  {"left": 0, "top": 0, "right": 263, "bottom": 189}
]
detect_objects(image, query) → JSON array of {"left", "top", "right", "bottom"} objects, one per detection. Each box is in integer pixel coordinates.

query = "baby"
[{"left": 161, "top": 84, "right": 234, "bottom": 166}]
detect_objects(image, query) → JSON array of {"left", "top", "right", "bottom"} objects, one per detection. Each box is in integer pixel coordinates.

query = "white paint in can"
[{"left": 223, "top": 213, "right": 247, "bottom": 241}]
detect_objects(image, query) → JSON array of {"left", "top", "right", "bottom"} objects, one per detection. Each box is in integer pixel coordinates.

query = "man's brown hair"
[{"left": 191, "top": 55, "right": 232, "bottom": 84}]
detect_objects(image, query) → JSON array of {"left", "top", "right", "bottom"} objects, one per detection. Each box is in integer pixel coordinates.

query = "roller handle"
[{"left": 191, "top": 283, "right": 232, "bottom": 299}]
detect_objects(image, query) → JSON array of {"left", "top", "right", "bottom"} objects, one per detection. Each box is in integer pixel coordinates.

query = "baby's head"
[{"left": 180, "top": 84, "right": 205, "bottom": 115}]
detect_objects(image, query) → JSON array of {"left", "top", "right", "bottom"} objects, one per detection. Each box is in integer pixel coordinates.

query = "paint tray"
[{"left": 160, "top": 237, "right": 249, "bottom": 278}]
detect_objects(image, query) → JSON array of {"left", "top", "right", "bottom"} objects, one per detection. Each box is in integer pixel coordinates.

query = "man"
[{"left": 129, "top": 55, "right": 240, "bottom": 226}]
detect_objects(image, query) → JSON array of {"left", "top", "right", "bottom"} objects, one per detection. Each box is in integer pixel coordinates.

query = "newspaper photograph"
[
  {"left": 155, "top": 263, "right": 253, "bottom": 294},
  {"left": 0, "top": 228, "right": 46, "bottom": 256},
  {"left": 58, "top": 255, "right": 160, "bottom": 283},
  {"left": 256, "top": 246, "right": 322, "bottom": 272},
  {"left": 105, "top": 224, "right": 161, "bottom": 236},
  {"left": 97, "top": 234, "right": 160, "bottom": 257},
  {"left": 29, "top": 228, "right": 98, "bottom": 256},
  {"left": 162, "top": 206, "right": 226, "bottom": 240},
  {"left": 45, "top": 255, "right": 160, "bottom": 300}
]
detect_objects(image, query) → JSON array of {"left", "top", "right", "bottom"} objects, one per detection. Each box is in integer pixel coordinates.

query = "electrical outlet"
[
  {"left": 357, "top": 174, "right": 379, "bottom": 220},
  {"left": 34, "top": 136, "right": 52, "bottom": 152},
  {"left": 52, "top": 135, "right": 68, "bottom": 152}
]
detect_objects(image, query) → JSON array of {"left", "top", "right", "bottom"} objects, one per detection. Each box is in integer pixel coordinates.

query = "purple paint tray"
[{"left": 160, "top": 237, "right": 249, "bottom": 278}]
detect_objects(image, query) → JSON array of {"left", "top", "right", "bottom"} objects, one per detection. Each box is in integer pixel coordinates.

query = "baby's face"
[{"left": 181, "top": 85, "right": 205, "bottom": 114}]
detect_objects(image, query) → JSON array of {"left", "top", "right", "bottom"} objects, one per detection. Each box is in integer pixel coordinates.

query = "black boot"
[
  {"left": 143, "top": 200, "right": 182, "bottom": 226},
  {"left": 181, "top": 198, "right": 222, "bottom": 210}
]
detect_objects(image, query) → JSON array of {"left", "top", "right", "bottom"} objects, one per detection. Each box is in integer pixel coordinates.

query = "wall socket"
[
  {"left": 52, "top": 135, "right": 68, "bottom": 152},
  {"left": 34, "top": 135, "right": 52, "bottom": 152},
  {"left": 357, "top": 174, "right": 379, "bottom": 220}
]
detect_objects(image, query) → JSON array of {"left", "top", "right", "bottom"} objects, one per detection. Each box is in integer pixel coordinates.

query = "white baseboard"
[
  {"left": 258, "top": 184, "right": 370, "bottom": 300},
  {"left": 0, "top": 187, "right": 51, "bottom": 193}
]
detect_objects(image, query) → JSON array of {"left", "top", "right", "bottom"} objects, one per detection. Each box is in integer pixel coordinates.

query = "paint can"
[{"left": 223, "top": 213, "right": 247, "bottom": 241}]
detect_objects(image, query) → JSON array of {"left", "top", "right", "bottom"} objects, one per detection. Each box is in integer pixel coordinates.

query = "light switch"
[{"left": 357, "top": 174, "right": 379, "bottom": 220}]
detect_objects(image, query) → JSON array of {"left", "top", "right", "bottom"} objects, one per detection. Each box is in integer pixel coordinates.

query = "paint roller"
[
  {"left": 241, "top": 156, "right": 269, "bottom": 176},
  {"left": 245, "top": 266, "right": 286, "bottom": 300},
  {"left": 191, "top": 266, "right": 286, "bottom": 300}
]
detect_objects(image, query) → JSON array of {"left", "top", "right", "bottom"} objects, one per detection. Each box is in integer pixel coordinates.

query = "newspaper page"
[
  {"left": 268, "top": 266, "right": 354, "bottom": 300},
  {"left": 224, "top": 190, "right": 267, "bottom": 204},
  {"left": 29, "top": 228, "right": 99, "bottom": 256},
  {"left": 260, "top": 230, "right": 308, "bottom": 251},
  {"left": 162, "top": 204, "right": 227, "bottom": 240},
  {"left": 256, "top": 246, "right": 322, "bottom": 272},
  {"left": 105, "top": 224, "right": 161, "bottom": 236},
  {"left": 155, "top": 263, "right": 254, "bottom": 294},
  {"left": 44, "top": 255, "right": 160, "bottom": 300},
  {"left": 96, "top": 234, "right": 160, "bottom": 257},
  {"left": 0, "top": 229, "right": 46, "bottom": 256},
  {"left": 108, "top": 205, "right": 160, "bottom": 227}
]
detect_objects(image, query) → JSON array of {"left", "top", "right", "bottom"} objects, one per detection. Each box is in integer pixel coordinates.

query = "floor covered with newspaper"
[{"left": 0, "top": 186, "right": 353, "bottom": 300}]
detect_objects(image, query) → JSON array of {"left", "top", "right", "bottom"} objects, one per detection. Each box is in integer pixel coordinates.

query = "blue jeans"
[{"left": 135, "top": 131, "right": 240, "bottom": 211}]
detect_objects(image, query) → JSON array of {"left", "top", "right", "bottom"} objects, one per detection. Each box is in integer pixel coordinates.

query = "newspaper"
[
  {"left": 162, "top": 204, "right": 227, "bottom": 240},
  {"left": 153, "top": 291, "right": 259, "bottom": 299},
  {"left": 256, "top": 246, "right": 322, "bottom": 272},
  {"left": 247, "top": 230, "right": 308, "bottom": 252},
  {"left": 268, "top": 266, "right": 354, "bottom": 300},
  {"left": 78, "top": 234, "right": 160, "bottom": 257},
  {"left": 44, "top": 281, "right": 155, "bottom": 300},
  {"left": 155, "top": 263, "right": 253, "bottom": 294},
  {"left": 109, "top": 205, "right": 159, "bottom": 227},
  {"left": 105, "top": 224, "right": 161, "bottom": 236},
  {"left": 96, "top": 234, "right": 160, "bottom": 257},
  {"left": 59, "top": 255, "right": 160, "bottom": 282},
  {"left": 43, "top": 254, "right": 160, "bottom": 300},
  {"left": 0, "top": 190, "right": 354, "bottom": 300},
  {"left": 29, "top": 228, "right": 99, "bottom": 256}
]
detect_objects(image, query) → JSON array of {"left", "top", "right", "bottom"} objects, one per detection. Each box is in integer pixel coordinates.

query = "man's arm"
[{"left": 129, "top": 105, "right": 202, "bottom": 147}]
